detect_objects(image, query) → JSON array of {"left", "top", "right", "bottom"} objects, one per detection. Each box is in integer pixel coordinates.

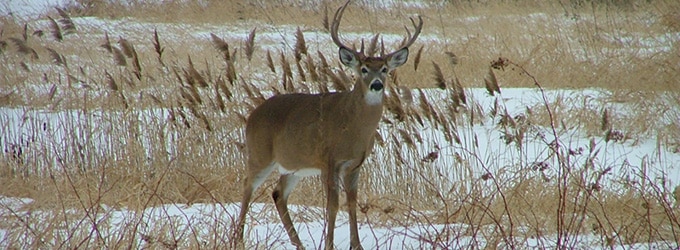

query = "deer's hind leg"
[
  {"left": 273, "top": 173, "right": 304, "bottom": 249},
  {"left": 235, "top": 161, "right": 276, "bottom": 246}
]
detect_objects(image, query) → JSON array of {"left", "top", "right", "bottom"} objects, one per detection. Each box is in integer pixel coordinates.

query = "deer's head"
[{"left": 330, "top": 0, "right": 423, "bottom": 104}]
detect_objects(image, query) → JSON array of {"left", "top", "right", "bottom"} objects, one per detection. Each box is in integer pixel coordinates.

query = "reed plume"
[
  {"left": 214, "top": 83, "right": 226, "bottom": 113},
  {"left": 244, "top": 28, "right": 256, "bottom": 61},
  {"left": 484, "top": 67, "right": 501, "bottom": 96},
  {"left": 445, "top": 52, "right": 458, "bottom": 66},
  {"left": 280, "top": 51, "right": 293, "bottom": 90},
  {"left": 153, "top": 29, "right": 165, "bottom": 66},
  {"left": 266, "top": 50, "right": 275, "bottom": 73},
  {"left": 216, "top": 76, "right": 232, "bottom": 101},
  {"left": 317, "top": 51, "right": 330, "bottom": 70},
  {"left": 47, "top": 16, "right": 63, "bottom": 41},
  {"left": 294, "top": 27, "right": 307, "bottom": 62},
  {"left": 295, "top": 59, "right": 306, "bottom": 82},
  {"left": 100, "top": 32, "right": 113, "bottom": 53},
  {"left": 210, "top": 33, "right": 230, "bottom": 61},
  {"left": 322, "top": 4, "right": 329, "bottom": 31},
  {"left": 118, "top": 37, "right": 135, "bottom": 58},
  {"left": 55, "top": 7, "right": 76, "bottom": 34},
  {"left": 305, "top": 54, "right": 319, "bottom": 82},
  {"left": 46, "top": 47, "right": 65, "bottom": 66},
  {"left": 112, "top": 47, "right": 126, "bottom": 66},
  {"left": 186, "top": 55, "right": 208, "bottom": 87},
  {"left": 8, "top": 37, "right": 38, "bottom": 59},
  {"left": 432, "top": 61, "right": 446, "bottom": 89},
  {"left": 601, "top": 108, "right": 611, "bottom": 132},
  {"left": 413, "top": 45, "right": 423, "bottom": 71}
]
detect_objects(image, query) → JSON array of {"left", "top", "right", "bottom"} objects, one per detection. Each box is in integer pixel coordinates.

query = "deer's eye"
[
  {"left": 361, "top": 67, "right": 368, "bottom": 74},
  {"left": 381, "top": 67, "right": 388, "bottom": 73}
]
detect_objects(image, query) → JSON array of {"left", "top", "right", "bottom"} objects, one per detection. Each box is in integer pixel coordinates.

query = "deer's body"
[
  {"left": 247, "top": 90, "right": 381, "bottom": 174},
  {"left": 234, "top": 1, "right": 422, "bottom": 249}
]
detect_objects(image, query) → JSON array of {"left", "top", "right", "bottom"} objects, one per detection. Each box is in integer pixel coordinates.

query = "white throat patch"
[{"left": 365, "top": 89, "right": 384, "bottom": 105}]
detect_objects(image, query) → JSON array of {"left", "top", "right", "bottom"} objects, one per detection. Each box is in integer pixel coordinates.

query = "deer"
[{"left": 234, "top": 0, "right": 422, "bottom": 249}]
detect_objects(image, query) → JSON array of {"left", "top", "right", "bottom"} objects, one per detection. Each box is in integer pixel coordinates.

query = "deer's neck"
[
  {"left": 347, "top": 83, "right": 383, "bottom": 125},
  {"left": 363, "top": 89, "right": 383, "bottom": 106}
]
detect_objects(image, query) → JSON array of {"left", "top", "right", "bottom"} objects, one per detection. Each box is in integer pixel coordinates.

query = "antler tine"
[
  {"left": 360, "top": 39, "right": 365, "bottom": 55},
  {"left": 398, "top": 16, "right": 424, "bottom": 50},
  {"left": 380, "top": 37, "right": 385, "bottom": 57},
  {"left": 330, "top": 0, "right": 352, "bottom": 51}
]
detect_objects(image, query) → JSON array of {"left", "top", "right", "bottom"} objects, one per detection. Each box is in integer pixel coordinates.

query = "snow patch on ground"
[{"left": 1, "top": 0, "right": 71, "bottom": 20}]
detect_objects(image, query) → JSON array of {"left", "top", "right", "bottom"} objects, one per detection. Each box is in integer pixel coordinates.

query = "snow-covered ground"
[
  {"left": 1, "top": 195, "right": 678, "bottom": 249},
  {"left": 2, "top": 1, "right": 679, "bottom": 249}
]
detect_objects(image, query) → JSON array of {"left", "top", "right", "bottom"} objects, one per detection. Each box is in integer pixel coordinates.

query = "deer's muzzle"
[{"left": 370, "top": 80, "right": 384, "bottom": 91}]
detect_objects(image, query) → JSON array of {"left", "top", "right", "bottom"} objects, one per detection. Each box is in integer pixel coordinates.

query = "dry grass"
[{"left": 1, "top": 0, "right": 680, "bottom": 248}]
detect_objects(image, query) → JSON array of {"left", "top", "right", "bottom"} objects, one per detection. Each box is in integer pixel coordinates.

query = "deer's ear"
[
  {"left": 387, "top": 48, "right": 409, "bottom": 69},
  {"left": 339, "top": 47, "right": 359, "bottom": 67}
]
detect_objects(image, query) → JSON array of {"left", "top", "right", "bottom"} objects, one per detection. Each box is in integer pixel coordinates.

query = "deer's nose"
[{"left": 370, "top": 80, "right": 384, "bottom": 91}]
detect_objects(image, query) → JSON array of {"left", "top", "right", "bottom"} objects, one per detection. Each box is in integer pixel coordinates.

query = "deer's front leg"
[
  {"left": 323, "top": 170, "right": 340, "bottom": 250},
  {"left": 344, "top": 166, "right": 363, "bottom": 250}
]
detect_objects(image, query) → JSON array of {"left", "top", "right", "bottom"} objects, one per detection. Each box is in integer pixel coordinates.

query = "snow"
[
  {"left": 2, "top": 195, "right": 677, "bottom": 249},
  {"left": 0, "top": 0, "right": 71, "bottom": 20}
]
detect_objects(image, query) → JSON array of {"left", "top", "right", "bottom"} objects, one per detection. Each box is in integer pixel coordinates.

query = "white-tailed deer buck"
[{"left": 234, "top": 0, "right": 422, "bottom": 249}]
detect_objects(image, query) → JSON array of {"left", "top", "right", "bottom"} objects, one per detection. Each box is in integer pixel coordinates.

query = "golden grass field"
[{"left": 1, "top": 0, "right": 679, "bottom": 248}]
